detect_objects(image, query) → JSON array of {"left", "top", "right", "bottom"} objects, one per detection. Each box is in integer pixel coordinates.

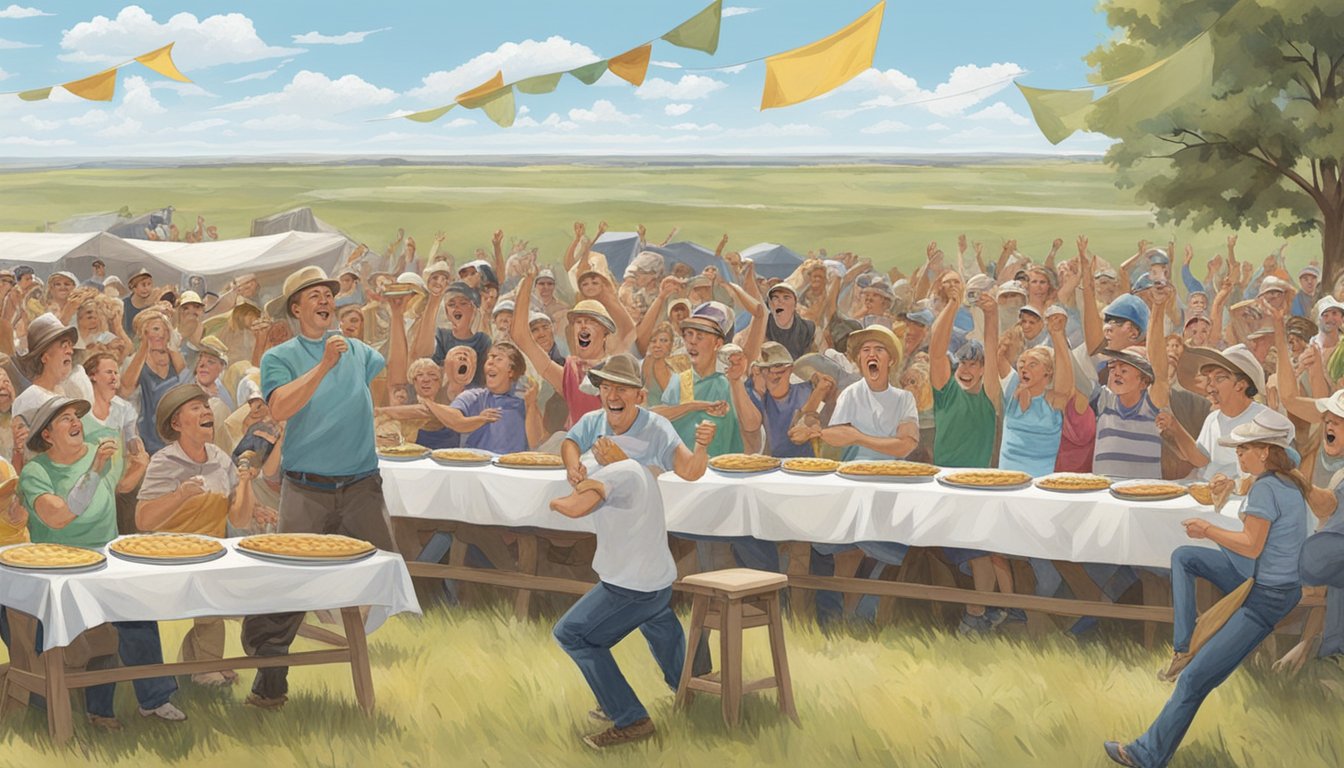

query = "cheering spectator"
[
  {"left": 414, "top": 280, "right": 491, "bottom": 386},
  {"left": 736, "top": 342, "right": 834, "bottom": 459},
  {"left": 120, "top": 310, "right": 186, "bottom": 455},
  {"left": 421, "top": 343, "right": 543, "bottom": 454},
  {"left": 12, "top": 314, "right": 95, "bottom": 426}
]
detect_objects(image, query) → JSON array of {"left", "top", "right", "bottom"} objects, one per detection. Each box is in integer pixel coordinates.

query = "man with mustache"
[
  {"left": 412, "top": 280, "right": 491, "bottom": 387},
  {"left": 243, "top": 266, "right": 404, "bottom": 711},
  {"left": 138, "top": 383, "right": 276, "bottom": 686}
]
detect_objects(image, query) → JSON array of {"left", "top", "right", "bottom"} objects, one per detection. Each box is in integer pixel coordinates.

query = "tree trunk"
[{"left": 1324, "top": 213, "right": 1344, "bottom": 294}]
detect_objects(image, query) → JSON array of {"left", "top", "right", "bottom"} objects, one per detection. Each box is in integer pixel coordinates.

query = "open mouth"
[
  {"left": 773, "top": 306, "right": 784, "bottom": 315},
  {"left": 1327, "top": 428, "right": 1337, "bottom": 445},
  {"left": 606, "top": 402, "right": 625, "bottom": 412},
  {"left": 201, "top": 420, "right": 214, "bottom": 429},
  {"left": 577, "top": 331, "right": 592, "bottom": 349},
  {"left": 451, "top": 311, "right": 465, "bottom": 323},
  {"left": 866, "top": 360, "right": 880, "bottom": 375},
  {"left": 457, "top": 364, "right": 469, "bottom": 376}
]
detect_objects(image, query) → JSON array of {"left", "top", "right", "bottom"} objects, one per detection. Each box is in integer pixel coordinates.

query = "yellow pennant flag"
[
  {"left": 62, "top": 68, "right": 118, "bottom": 102},
  {"left": 609, "top": 44, "right": 652, "bottom": 87},
  {"left": 456, "top": 71, "right": 505, "bottom": 107},
  {"left": 404, "top": 104, "right": 457, "bottom": 123},
  {"left": 18, "top": 87, "right": 52, "bottom": 101},
  {"left": 1016, "top": 84, "right": 1095, "bottom": 145},
  {"left": 761, "top": 1, "right": 885, "bottom": 110},
  {"left": 135, "top": 43, "right": 191, "bottom": 83}
]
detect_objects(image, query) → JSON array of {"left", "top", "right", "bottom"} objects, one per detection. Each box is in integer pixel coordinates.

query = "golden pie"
[
  {"left": 378, "top": 443, "right": 429, "bottom": 458},
  {"left": 110, "top": 534, "right": 223, "bottom": 559},
  {"left": 431, "top": 448, "right": 492, "bottom": 463},
  {"left": 496, "top": 451, "right": 564, "bottom": 468},
  {"left": 1188, "top": 483, "right": 1214, "bottom": 505},
  {"left": 1112, "top": 482, "right": 1187, "bottom": 499},
  {"left": 238, "top": 533, "right": 375, "bottom": 559},
  {"left": 709, "top": 454, "right": 781, "bottom": 472},
  {"left": 942, "top": 469, "right": 1033, "bottom": 487},
  {"left": 839, "top": 460, "right": 940, "bottom": 477},
  {"left": 1036, "top": 473, "right": 1112, "bottom": 492},
  {"left": 782, "top": 457, "right": 841, "bottom": 473},
  {"left": 0, "top": 543, "right": 105, "bottom": 569}
]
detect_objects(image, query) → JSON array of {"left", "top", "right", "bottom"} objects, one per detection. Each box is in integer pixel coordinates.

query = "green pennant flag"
[
  {"left": 516, "top": 72, "right": 564, "bottom": 95},
  {"left": 1016, "top": 83, "right": 1096, "bottom": 145},
  {"left": 403, "top": 103, "right": 457, "bottom": 123},
  {"left": 568, "top": 60, "right": 609, "bottom": 85},
  {"left": 18, "top": 87, "right": 53, "bottom": 101},
  {"left": 662, "top": 0, "right": 722, "bottom": 54},
  {"left": 472, "top": 87, "right": 516, "bottom": 127},
  {"left": 1093, "top": 32, "right": 1215, "bottom": 127}
]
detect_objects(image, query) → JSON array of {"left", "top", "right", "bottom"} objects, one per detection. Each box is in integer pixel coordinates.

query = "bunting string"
[{"left": 4, "top": 43, "right": 190, "bottom": 103}]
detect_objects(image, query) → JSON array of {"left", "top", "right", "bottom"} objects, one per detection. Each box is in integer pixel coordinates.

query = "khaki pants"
[
  {"left": 241, "top": 473, "right": 396, "bottom": 700},
  {"left": 179, "top": 617, "right": 225, "bottom": 663}
]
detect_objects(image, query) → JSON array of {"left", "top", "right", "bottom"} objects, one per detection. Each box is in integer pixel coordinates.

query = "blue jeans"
[
  {"left": 0, "top": 610, "right": 175, "bottom": 718},
  {"left": 1170, "top": 546, "right": 1253, "bottom": 653},
  {"left": 1299, "top": 532, "right": 1344, "bottom": 656},
  {"left": 811, "top": 542, "right": 908, "bottom": 624},
  {"left": 415, "top": 531, "right": 497, "bottom": 604},
  {"left": 1127, "top": 582, "right": 1300, "bottom": 768},
  {"left": 553, "top": 582, "right": 684, "bottom": 729}
]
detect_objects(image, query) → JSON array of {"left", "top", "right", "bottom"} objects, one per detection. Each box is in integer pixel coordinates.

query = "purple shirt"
[
  {"left": 451, "top": 386, "right": 528, "bottom": 454},
  {"left": 747, "top": 382, "right": 814, "bottom": 458}
]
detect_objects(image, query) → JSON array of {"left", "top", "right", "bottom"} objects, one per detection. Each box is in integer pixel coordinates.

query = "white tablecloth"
[
  {"left": 379, "top": 460, "right": 1236, "bottom": 570},
  {"left": 0, "top": 538, "right": 420, "bottom": 651}
]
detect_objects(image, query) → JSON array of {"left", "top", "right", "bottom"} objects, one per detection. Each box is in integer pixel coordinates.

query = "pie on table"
[
  {"left": 495, "top": 451, "right": 565, "bottom": 468},
  {"left": 111, "top": 534, "right": 223, "bottom": 559},
  {"left": 1036, "top": 473, "right": 1112, "bottom": 492},
  {"left": 942, "top": 469, "right": 1033, "bottom": 487},
  {"left": 839, "top": 460, "right": 940, "bottom": 477},
  {"left": 238, "top": 533, "right": 376, "bottom": 559},
  {"left": 431, "top": 448, "right": 492, "bottom": 463},
  {"left": 709, "top": 454, "right": 782, "bottom": 472},
  {"left": 1112, "top": 481, "right": 1187, "bottom": 499},
  {"left": 0, "top": 543, "right": 105, "bottom": 568},
  {"left": 1187, "top": 483, "right": 1214, "bottom": 505},
  {"left": 378, "top": 443, "right": 429, "bottom": 458},
  {"left": 782, "top": 457, "right": 841, "bottom": 473}
]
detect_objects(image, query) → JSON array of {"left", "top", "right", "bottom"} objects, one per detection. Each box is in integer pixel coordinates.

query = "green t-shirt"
[
  {"left": 660, "top": 369, "right": 744, "bottom": 457},
  {"left": 931, "top": 377, "right": 996, "bottom": 468},
  {"left": 20, "top": 444, "right": 119, "bottom": 548}
]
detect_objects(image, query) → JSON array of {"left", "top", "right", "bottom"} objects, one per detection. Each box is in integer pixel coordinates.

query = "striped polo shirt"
[{"left": 1090, "top": 387, "right": 1162, "bottom": 479}]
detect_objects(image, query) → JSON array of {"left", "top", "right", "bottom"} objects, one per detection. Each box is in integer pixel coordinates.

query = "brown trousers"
[{"left": 240, "top": 473, "right": 397, "bottom": 699}]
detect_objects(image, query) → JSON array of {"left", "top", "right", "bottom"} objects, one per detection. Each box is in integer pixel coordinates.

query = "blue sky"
[{"left": 0, "top": 1, "right": 1117, "bottom": 156}]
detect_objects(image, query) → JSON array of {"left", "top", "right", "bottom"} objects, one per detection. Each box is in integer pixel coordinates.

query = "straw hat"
[
  {"left": 17, "top": 313, "right": 78, "bottom": 380},
  {"left": 587, "top": 353, "right": 643, "bottom": 389},
  {"left": 847, "top": 324, "right": 904, "bottom": 384},
  {"left": 26, "top": 396, "right": 90, "bottom": 452},
  {"left": 1176, "top": 343, "right": 1266, "bottom": 396},
  {"left": 178, "top": 290, "right": 204, "bottom": 308},
  {"left": 569, "top": 300, "right": 616, "bottom": 334},
  {"left": 1099, "top": 346, "right": 1154, "bottom": 382},
  {"left": 155, "top": 383, "right": 211, "bottom": 442},
  {"left": 194, "top": 335, "right": 229, "bottom": 366},
  {"left": 1216, "top": 409, "right": 1294, "bottom": 451},
  {"left": 753, "top": 341, "right": 794, "bottom": 369},
  {"left": 264, "top": 265, "right": 340, "bottom": 319}
]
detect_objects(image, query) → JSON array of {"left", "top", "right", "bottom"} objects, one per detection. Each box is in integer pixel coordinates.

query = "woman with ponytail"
[{"left": 1105, "top": 409, "right": 1307, "bottom": 767}]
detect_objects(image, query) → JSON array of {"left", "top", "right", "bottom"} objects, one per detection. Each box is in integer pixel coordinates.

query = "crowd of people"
[{"left": 0, "top": 223, "right": 1341, "bottom": 761}]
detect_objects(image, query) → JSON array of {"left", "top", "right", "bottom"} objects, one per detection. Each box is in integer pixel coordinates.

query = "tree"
[{"left": 1086, "top": 0, "right": 1344, "bottom": 282}]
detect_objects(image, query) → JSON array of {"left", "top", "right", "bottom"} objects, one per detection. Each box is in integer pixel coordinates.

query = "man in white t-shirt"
[{"left": 550, "top": 456, "right": 682, "bottom": 750}]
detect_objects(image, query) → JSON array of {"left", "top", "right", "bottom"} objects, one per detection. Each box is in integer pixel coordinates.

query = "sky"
[{"left": 0, "top": 1, "right": 1120, "bottom": 157}]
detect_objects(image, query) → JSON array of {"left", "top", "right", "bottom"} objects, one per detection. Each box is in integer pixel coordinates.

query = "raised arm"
[
  {"left": 411, "top": 285, "right": 442, "bottom": 361},
  {"left": 993, "top": 239, "right": 1016, "bottom": 285},
  {"left": 509, "top": 266, "right": 565, "bottom": 392},
  {"left": 976, "top": 292, "right": 1003, "bottom": 412},
  {"left": 635, "top": 276, "right": 684, "bottom": 356},
  {"left": 491, "top": 229, "right": 506, "bottom": 281},
  {"left": 1077, "top": 237, "right": 1103, "bottom": 354},
  {"left": 1147, "top": 283, "right": 1172, "bottom": 409},
  {"left": 1043, "top": 237, "right": 1063, "bottom": 270},
  {"left": 929, "top": 278, "right": 961, "bottom": 391},
  {"left": 118, "top": 337, "right": 150, "bottom": 399},
  {"left": 726, "top": 357, "right": 761, "bottom": 436},
  {"left": 386, "top": 296, "right": 409, "bottom": 388},
  {"left": 563, "top": 222, "right": 585, "bottom": 273},
  {"left": 1045, "top": 314, "right": 1077, "bottom": 412},
  {"left": 595, "top": 279, "right": 636, "bottom": 354}
]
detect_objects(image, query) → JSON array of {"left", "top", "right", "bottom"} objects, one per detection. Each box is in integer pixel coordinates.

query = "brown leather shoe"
[
  {"left": 583, "top": 717, "right": 655, "bottom": 749},
  {"left": 87, "top": 714, "right": 123, "bottom": 731},
  {"left": 245, "top": 692, "right": 288, "bottom": 710},
  {"left": 1157, "top": 651, "right": 1194, "bottom": 682}
]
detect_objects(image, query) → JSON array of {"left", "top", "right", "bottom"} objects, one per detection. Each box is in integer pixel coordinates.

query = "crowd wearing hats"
[{"left": 3, "top": 225, "right": 1344, "bottom": 753}]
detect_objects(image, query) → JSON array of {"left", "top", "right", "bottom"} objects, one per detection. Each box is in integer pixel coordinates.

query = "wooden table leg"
[
  {"left": 720, "top": 598, "right": 743, "bottom": 729},
  {"left": 1138, "top": 570, "right": 1171, "bottom": 649},
  {"left": 513, "top": 534, "right": 539, "bottom": 620},
  {"left": 340, "top": 607, "right": 375, "bottom": 716},
  {"left": 43, "top": 644, "right": 72, "bottom": 745},
  {"left": 834, "top": 549, "right": 866, "bottom": 616},
  {"left": 391, "top": 517, "right": 426, "bottom": 560},
  {"left": 5, "top": 610, "right": 39, "bottom": 713},
  {"left": 784, "top": 542, "right": 812, "bottom": 621}
]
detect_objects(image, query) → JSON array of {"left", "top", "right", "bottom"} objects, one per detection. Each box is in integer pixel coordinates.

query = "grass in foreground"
[{"left": 0, "top": 599, "right": 1342, "bottom": 768}]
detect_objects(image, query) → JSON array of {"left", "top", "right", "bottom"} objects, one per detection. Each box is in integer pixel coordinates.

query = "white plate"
[
  {"left": 0, "top": 553, "right": 108, "bottom": 573},
  {"left": 780, "top": 466, "right": 838, "bottom": 477},
  {"left": 838, "top": 472, "right": 937, "bottom": 484},
  {"left": 109, "top": 547, "right": 227, "bottom": 566},
  {"left": 430, "top": 455, "right": 493, "bottom": 467},
  {"left": 709, "top": 465, "right": 779, "bottom": 477},
  {"left": 1034, "top": 474, "right": 1112, "bottom": 494},
  {"left": 491, "top": 459, "right": 565, "bottom": 471},
  {"left": 236, "top": 547, "right": 379, "bottom": 566},
  {"left": 379, "top": 452, "right": 430, "bottom": 463},
  {"left": 937, "top": 475, "right": 1033, "bottom": 491}
]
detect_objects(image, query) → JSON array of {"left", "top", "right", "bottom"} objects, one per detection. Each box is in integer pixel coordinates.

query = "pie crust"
[
  {"left": 238, "top": 533, "right": 375, "bottom": 558},
  {"left": 378, "top": 443, "right": 429, "bottom": 458},
  {"left": 1036, "top": 473, "right": 1112, "bottom": 492},
  {"left": 0, "top": 543, "right": 105, "bottom": 568},
  {"left": 495, "top": 451, "right": 565, "bottom": 468},
  {"left": 839, "top": 460, "right": 940, "bottom": 477},
  {"left": 110, "top": 534, "right": 223, "bottom": 559},
  {"left": 781, "top": 457, "right": 841, "bottom": 473},
  {"left": 709, "top": 454, "right": 781, "bottom": 472},
  {"left": 431, "top": 448, "right": 492, "bottom": 463},
  {"left": 941, "top": 469, "right": 1033, "bottom": 487}
]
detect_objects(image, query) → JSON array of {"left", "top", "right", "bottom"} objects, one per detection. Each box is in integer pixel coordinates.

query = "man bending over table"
[{"left": 243, "top": 266, "right": 405, "bottom": 711}]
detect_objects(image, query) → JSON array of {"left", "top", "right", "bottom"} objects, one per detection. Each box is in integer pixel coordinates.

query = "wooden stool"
[{"left": 674, "top": 568, "right": 800, "bottom": 728}]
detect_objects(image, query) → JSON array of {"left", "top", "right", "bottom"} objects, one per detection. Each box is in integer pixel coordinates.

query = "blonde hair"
[
  {"left": 901, "top": 361, "right": 933, "bottom": 411},
  {"left": 1018, "top": 345, "right": 1055, "bottom": 379},
  {"left": 406, "top": 357, "right": 441, "bottom": 382},
  {"left": 132, "top": 309, "right": 171, "bottom": 338}
]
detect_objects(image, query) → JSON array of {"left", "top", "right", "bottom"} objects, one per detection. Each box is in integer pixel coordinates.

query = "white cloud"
[
  {"left": 407, "top": 36, "right": 599, "bottom": 102},
  {"left": 718, "top": 64, "right": 747, "bottom": 75},
  {"left": 568, "top": 99, "right": 636, "bottom": 124},
  {"left": 671, "top": 122, "right": 721, "bottom": 132},
  {"left": 59, "top": 6, "right": 304, "bottom": 69},
  {"left": 118, "top": 75, "right": 165, "bottom": 116},
  {"left": 227, "top": 58, "right": 294, "bottom": 84},
  {"left": 926, "top": 122, "right": 949, "bottom": 131},
  {"left": 0, "top": 37, "right": 36, "bottom": 49},
  {"left": 177, "top": 118, "right": 228, "bottom": 132},
  {"left": 292, "top": 28, "right": 390, "bottom": 45},
  {"left": 68, "top": 109, "right": 109, "bottom": 127},
  {"left": 843, "top": 62, "right": 1025, "bottom": 116},
  {"left": 541, "top": 113, "right": 578, "bottom": 131},
  {"left": 98, "top": 117, "right": 143, "bottom": 139},
  {"left": 20, "top": 114, "right": 58, "bottom": 131},
  {"left": 240, "top": 114, "right": 346, "bottom": 132},
  {"left": 664, "top": 103, "right": 693, "bottom": 117},
  {"left": 652, "top": 60, "right": 681, "bottom": 69},
  {"left": 216, "top": 70, "right": 396, "bottom": 114},
  {"left": 860, "top": 120, "right": 911, "bottom": 134},
  {"left": 0, "top": 5, "right": 51, "bottom": 18},
  {"left": 441, "top": 117, "right": 475, "bottom": 129},
  {"left": 635, "top": 75, "right": 726, "bottom": 101},
  {"left": 967, "top": 101, "right": 1030, "bottom": 126},
  {"left": 0, "top": 135, "right": 74, "bottom": 146},
  {"left": 722, "top": 7, "right": 759, "bottom": 17},
  {"left": 0, "top": 67, "right": 9, "bottom": 81},
  {"left": 151, "top": 82, "right": 215, "bottom": 98}
]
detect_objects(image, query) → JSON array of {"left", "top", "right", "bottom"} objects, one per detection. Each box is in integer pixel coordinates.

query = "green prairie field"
[
  {"left": 0, "top": 603, "right": 1342, "bottom": 768},
  {"left": 0, "top": 160, "right": 1322, "bottom": 276}
]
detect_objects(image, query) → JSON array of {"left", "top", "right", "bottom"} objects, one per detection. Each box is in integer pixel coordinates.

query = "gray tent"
[
  {"left": 250, "top": 207, "right": 343, "bottom": 237},
  {"left": 590, "top": 231, "right": 642, "bottom": 278},
  {"left": 56, "top": 206, "right": 173, "bottom": 240},
  {"left": 740, "top": 242, "right": 804, "bottom": 280},
  {"left": 647, "top": 241, "right": 729, "bottom": 278},
  {"left": 107, "top": 207, "right": 174, "bottom": 240}
]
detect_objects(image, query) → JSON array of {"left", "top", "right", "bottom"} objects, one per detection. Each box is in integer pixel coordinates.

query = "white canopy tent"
[{"left": 0, "top": 231, "right": 157, "bottom": 278}]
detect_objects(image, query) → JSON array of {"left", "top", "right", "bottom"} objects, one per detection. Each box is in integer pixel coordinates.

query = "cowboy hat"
[
  {"left": 265, "top": 265, "right": 341, "bottom": 319},
  {"left": 753, "top": 341, "right": 794, "bottom": 369},
  {"left": 156, "top": 383, "right": 211, "bottom": 442},
  {"left": 26, "top": 395, "right": 90, "bottom": 453},
  {"left": 587, "top": 353, "right": 643, "bottom": 389},
  {"left": 1099, "top": 345, "right": 1155, "bottom": 382},
  {"left": 569, "top": 300, "right": 616, "bottom": 334},
  {"left": 1216, "top": 409, "right": 1294, "bottom": 451},
  {"left": 1176, "top": 343, "right": 1266, "bottom": 397},
  {"left": 17, "top": 313, "right": 78, "bottom": 380},
  {"left": 194, "top": 335, "right": 229, "bottom": 366}
]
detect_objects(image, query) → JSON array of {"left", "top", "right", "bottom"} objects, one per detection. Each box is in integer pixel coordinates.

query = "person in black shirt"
[
  {"left": 764, "top": 283, "right": 816, "bottom": 360},
  {"left": 412, "top": 280, "right": 491, "bottom": 386}
]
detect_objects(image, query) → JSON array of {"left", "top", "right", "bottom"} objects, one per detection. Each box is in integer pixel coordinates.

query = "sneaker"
[
  {"left": 87, "top": 714, "right": 123, "bottom": 731},
  {"left": 138, "top": 702, "right": 187, "bottom": 722},
  {"left": 245, "top": 692, "right": 288, "bottom": 710},
  {"left": 1157, "top": 651, "right": 1194, "bottom": 682},
  {"left": 582, "top": 717, "right": 655, "bottom": 749},
  {"left": 958, "top": 611, "right": 995, "bottom": 636},
  {"left": 588, "top": 706, "right": 612, "bottom": 723}
]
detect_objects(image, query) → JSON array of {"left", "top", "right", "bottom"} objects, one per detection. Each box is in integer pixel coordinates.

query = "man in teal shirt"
[
  {"left": 245, "top": 266, "right": 407, "bottom": 711},
  {"left": 654, "top": 301, "right": 755, "bottom": 456}
]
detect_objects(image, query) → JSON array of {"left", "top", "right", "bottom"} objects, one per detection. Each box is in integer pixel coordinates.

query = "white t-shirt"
[
  {"left": 588, "top": 459, "right": 677, "bottom": 592},
  {"left": 12, "top": 367, "right": 94, "bottom": 424},
  {"left": 1195, "top": 401, "right": 1296, "bottom": 481},
  {"left": 828, "top": 380, "right": 918, "bottom": 461}
]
